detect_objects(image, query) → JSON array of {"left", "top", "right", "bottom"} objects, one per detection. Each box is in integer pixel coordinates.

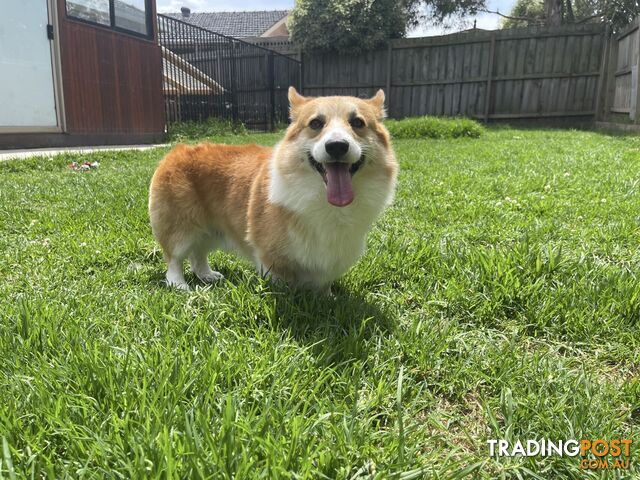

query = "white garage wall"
[{"left": 0, "top": 0, "right": 59, "bottom": 129}]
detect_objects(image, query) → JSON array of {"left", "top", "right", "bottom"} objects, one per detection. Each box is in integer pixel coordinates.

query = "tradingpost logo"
[{"left": 487, "top": 439, "right": 633, "bottom": 470}]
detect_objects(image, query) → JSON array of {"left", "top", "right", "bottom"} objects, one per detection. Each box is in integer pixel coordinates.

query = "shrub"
[
  {"left": 168, "top": 118, "right": 247, "bottom": 142},
  {"left": 385, "top": 116, "right": 484, "bottom": 139}
]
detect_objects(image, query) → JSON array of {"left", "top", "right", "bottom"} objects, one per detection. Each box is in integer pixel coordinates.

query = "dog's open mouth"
[{"left": 308, "top": 154, "right": 364, "bottom": 207}]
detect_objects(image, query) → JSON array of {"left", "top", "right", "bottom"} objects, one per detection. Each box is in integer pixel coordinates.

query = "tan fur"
[{"left": 149, "top": 88, "right": 398, "bottom": 290}]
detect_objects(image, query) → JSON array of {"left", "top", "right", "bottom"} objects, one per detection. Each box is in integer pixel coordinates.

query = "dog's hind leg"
[
  {"left": 189, "top": 235, "right": 224, "bottom": 284},
  {"left": 163, "top": 234, "right": 194, "bottom": 291}
]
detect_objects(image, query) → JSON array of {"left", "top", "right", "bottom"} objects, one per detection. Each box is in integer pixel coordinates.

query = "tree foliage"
[
  {"left": 419, "top": 0, "right": 487, "bottom": 23},
  {"left": 288, "top": 0, "right": 486, "bottom": 54},
  {"left": 502, "top": 0, "right": 640, "bottom": 31},
  {"left": 289, "top": 0, "right": 640, "bottom": 55},
  {"left": 501, "top": 0, "right": 545, "bottom": 28},
  {"left": 288, "top": 0, "right": 415, "bottom": 54},
  {"left": 601, "top": 0, "right": 640, "bottom": 30}
]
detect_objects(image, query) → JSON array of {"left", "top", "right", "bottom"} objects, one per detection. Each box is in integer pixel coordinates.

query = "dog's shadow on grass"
[
  {"left": 266, "top": 283, "right": 396, "bottom": 366},
  {"left": 147, "top": 263, "right": 395, "bottom": 366}
]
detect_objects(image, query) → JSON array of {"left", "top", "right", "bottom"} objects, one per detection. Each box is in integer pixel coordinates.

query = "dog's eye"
[
  {"left": 309, "top": 118, "right": 324, "bottom": 130},
  {"left": 350, "top": 117, "right": 365, "bottom": 129}
]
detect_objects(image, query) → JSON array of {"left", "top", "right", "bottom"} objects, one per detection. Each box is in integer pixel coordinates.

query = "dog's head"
[{"left": 273, "top": 87, "right": 396, "bottom": 209}]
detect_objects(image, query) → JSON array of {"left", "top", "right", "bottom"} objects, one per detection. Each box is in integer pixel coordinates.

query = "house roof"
[{"left": 166, "top": 10, "right": 289, "bottom": 38}]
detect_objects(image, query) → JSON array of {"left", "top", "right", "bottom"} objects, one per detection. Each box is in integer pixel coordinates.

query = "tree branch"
[
  {"left": 480, "top": 9, "right": 545, "bottom": 23},
  {"left": 481, "top": 8, "right": 605, "bottom": 26},
  {"left": 575, "top": 13, "right": 605, "bottom": 23}
]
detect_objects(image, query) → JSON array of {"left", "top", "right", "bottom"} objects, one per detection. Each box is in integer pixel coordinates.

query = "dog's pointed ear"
[
  {"left": 368, "top": 89, "right": 387, "bottom": 119},
  {"left": 288, "top": 87, "right": 308, "bottom": 120}
]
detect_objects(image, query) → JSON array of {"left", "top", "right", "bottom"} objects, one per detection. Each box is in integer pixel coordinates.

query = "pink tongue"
[{"left": 325, "top": 162, "right": 354, "bottom": 207}]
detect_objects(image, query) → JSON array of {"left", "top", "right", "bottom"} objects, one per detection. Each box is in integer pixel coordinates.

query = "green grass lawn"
[{"left": 1, "top": 127, "right": 639, "bottom": 479}]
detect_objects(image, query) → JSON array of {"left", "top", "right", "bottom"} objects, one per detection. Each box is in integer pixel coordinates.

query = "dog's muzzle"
[
  {"left": 307, "top": 153, "right": 365, "bottom": 207},
  {"left": 307, "top": 154, "right": 365, "bottom": 182}
]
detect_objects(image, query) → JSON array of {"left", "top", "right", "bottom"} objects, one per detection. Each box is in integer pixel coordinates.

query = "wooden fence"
[
  {"left": 254, "top": 23, "right": 607, "bottom": 122},
  {"left": 599, "top": 18, "right": 640, "bottom": 124}
]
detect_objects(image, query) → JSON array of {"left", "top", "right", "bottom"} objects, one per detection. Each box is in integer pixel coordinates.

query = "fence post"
[
  {"left": 595, "top": 25, "right": 611, "bottom": 122},
  {"left": 603, "top": 30, "right": 619, "bottom": 120},
  {"left": 635, "top": 19, "right": 640, "bottom": 123},
  {"left": 299, "top": 49, "right": 304, "bottom": 95},
  {"left": 229, "top": 40, "right": 239, "bottom": 123},
  {"left": 385, "top": 42, "right": 393, "bottom": 114},
  {"left": 484, "top": 33, "right": 497, "bottom": 123},
  {"left": 268, "top": 52, "right": 276, "bottom": 131}
]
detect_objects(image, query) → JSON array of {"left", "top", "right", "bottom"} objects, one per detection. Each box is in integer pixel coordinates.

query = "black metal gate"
[{"left": 157, "top": 14, "right": 301, "bottom": 131}]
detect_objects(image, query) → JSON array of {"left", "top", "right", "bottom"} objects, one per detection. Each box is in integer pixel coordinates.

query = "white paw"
[
  {"left": 166, "top": 279, "right": 191, "bottom": 291},
  {"left": 198, "top": 271, "right": 225, "bottom": 284}
]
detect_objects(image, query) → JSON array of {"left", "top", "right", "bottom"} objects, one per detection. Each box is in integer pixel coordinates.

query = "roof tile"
[{"left": 166, "top": 10, "right": 289, "bottom": 38}]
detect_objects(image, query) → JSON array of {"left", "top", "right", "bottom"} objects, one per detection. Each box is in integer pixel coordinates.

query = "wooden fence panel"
[
  {"left": 254, "top": 23, "right": 611, "bottom": 122},
  {"left": 594, "top": 17, "right": 640, "bottom": 124},
  {"left": 611, "top": 22, "right": 639, "bottom": 115}
]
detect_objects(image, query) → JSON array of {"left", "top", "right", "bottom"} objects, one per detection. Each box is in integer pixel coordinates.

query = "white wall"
[{"left": 0, "top": 0, "right": 58, "bottom": 128}]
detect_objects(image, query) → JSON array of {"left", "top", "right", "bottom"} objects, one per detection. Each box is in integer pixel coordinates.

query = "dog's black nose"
[{"left": 325, "top": 140, "right": 349, "bottom": 159}]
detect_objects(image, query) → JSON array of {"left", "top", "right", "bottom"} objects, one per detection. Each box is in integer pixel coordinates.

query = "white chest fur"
[{"left": 268, "top": 159, "right": 394, "bottom": 286}]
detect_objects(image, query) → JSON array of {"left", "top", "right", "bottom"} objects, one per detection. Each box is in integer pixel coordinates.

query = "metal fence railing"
[{"left": 157, "top": 14, "right": 302, "bottom": 131}]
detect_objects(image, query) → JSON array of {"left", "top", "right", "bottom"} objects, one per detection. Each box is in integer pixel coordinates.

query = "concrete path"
[{"left": 0, "top": 144, "right": 169, "bottom": 161}]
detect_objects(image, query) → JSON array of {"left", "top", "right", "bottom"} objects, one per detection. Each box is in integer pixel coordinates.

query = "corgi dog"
[{"left": 148, "top": 87, "right": 398, "bottom": 291}]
